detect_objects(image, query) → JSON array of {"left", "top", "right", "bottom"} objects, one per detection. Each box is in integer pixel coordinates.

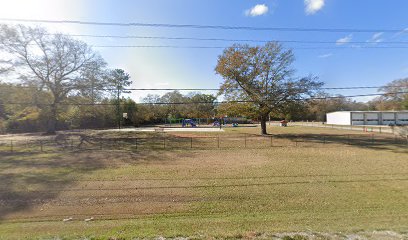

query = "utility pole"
[{"left": 117, "top": 86, "right": 121, "bottom": 129}]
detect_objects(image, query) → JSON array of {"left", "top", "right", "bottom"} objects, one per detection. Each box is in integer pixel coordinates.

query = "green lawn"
[{"left": 0, "top": 126, "right": 407, "bottom": 239}]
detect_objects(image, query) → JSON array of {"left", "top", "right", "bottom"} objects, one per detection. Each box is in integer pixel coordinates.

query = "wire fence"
[
  {"left": 289, "top": 122, "right": 405, "bottom": 134},
  {"left": 0, "top": 133, "right": 406, "bottom": 153}
]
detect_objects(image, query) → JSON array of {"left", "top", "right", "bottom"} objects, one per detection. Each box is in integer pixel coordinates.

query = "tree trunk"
[
  {"left": 46, "top": 103, "right": 57, "bottom": 134},
  {"left": 260, "top": 114, "right": 268, "bottom": 135}
]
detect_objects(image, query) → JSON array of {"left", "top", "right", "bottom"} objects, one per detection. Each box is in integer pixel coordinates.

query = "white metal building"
[{"left": 326, "top": 111, "right": 408, "bottom": 126}]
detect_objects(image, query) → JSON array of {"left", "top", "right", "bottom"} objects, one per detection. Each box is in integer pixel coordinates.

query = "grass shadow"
[{"left": 0, "top": 150, "right": 162, "bottom": 222}]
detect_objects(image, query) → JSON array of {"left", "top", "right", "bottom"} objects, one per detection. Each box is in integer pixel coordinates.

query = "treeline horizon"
[{"left": 1, "top": 78, "right": 407, "bottom": 133}]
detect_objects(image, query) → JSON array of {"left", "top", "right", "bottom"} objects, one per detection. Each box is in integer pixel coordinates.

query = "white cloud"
[
  {"left": 367, "top": 32, "right": 384, "bottom": 43},
  {"left": 336, "top": 34, "right": 353, "bottom": 45},
  {"left": 318, "top": 53, "right": 332, "bottom": 58},
  {"left": 372, "top": 32, "right": 384, "bottom": 39},
  {"left": 392, "top": 27, "right": 408, "bottom": 38},
  {"left": 398, "top": 27, "right": 408, "bottom": 35},
  {"left": 304, "top": 0, "right": 325, "bottom": 15},
  {"left": 245, "top": 4, "right": 269, "bottom": 17}
]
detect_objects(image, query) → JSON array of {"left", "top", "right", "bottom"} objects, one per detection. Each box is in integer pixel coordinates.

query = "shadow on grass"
[
  {"left": 0, "top": 130, "right": 406, "bottom": 221},
  {"left": 269, "top": 133, "right": 408, "bottom": 153},
  {"left": 161, "top": 131, "right": 408, "bottom": 153},
  {"left": 2, "top": 130, "right": 407, "bottom": 155},
  {"left": 0, "top": 150, "right": 163, "bottom": 222}
]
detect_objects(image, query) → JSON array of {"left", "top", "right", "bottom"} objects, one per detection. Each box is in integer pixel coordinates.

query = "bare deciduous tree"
[{"left": 0, "top": 24, "right": 106, "bottom": 134}]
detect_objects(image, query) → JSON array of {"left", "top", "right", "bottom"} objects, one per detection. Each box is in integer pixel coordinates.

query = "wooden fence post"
[
  {"left": 10, "top": 140, "right": 13, "bottom": 152},
  {"left": 217, "top": 135, "right": 220, "bottom": 148},
  {"left": 190, "top": 137, "right": 193, "bottom": 148},
  {"left": 270, "top": 135, "right": 273, "bottom": 147}
]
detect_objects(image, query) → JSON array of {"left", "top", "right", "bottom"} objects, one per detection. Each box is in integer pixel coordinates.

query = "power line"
[
  {"left": 4, "top": 43, "right": 408, "bottom": 50},
  {"left": 122, "top": 86, "right": 407, "bottom": 91},
  {"left": 3, "top": 42, "right": 408, "bottom": 50},
  {"left": 0, "top": 85, "right": 406, "bottom": 91},
  {"left": 91, "top": 45, "right": 408, "bottom": 50},
  {"left": 50, "top": 33, "right": 408, "bottom": 45},
  {"left": 4, "top": 42, "right": 408, "bottom": 50},
  {"left": 0, "top": 18, "right": 405, "bottom": 33},
  {"left": 3, "top": 92, "right": 407, "bottom": 106}
]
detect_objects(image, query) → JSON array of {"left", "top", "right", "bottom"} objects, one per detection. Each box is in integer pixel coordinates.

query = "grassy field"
[{"left": 0, "top": 125, "right": 407, "bottom": 239}]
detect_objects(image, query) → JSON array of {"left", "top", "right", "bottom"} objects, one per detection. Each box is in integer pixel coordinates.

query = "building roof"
[{"left": 327, "top": 111, "right": 408, "bottom": 114}]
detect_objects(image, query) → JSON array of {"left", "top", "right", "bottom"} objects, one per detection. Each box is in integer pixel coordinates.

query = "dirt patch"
[
  {"left": 0, "top": 132, "right": 54, "bottom": 141},
  {"left": 167, "top": 133, "right": 216, "bottom": 138},
  {"left": 268, "top": 231, "right": 408, "bottom": 240}
]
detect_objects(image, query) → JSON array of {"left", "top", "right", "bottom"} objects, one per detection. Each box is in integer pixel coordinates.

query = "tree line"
[
  {"left": 1, "top": 24, "right": 407, "bottom": 134},
  {"left": 2, "top": 81, "right": 406, "bottom": 134}
]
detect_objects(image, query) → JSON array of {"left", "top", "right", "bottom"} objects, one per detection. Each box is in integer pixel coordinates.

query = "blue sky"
[{"left": 1, "top": 0, "right": 408, "bottom": 101}]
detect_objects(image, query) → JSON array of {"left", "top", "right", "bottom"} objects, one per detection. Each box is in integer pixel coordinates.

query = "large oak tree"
[
  {"left": 375, "top": 78, "right": 408, "bottom": 110},
  {"left": 215, "top": 42, "right": 323, "bottom": 135},
  {"left": 0, "top": 24, "right": 106, "bottom": 134}
]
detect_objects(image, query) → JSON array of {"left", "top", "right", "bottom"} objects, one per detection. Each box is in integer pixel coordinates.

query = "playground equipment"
[{"left": 182, "top": 119, "right": 197, "bottom": 127}]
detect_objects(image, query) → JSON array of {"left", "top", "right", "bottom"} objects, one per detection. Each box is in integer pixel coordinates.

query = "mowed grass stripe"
[
  {"left": 1, "top": 177, "right": 408, "bottom": 193},
  {"left": 2, "top": 172, "right": 407, "bottom": 182},
  {"left": 3, "top": 206, "right": 408, "bottom": 223}
]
